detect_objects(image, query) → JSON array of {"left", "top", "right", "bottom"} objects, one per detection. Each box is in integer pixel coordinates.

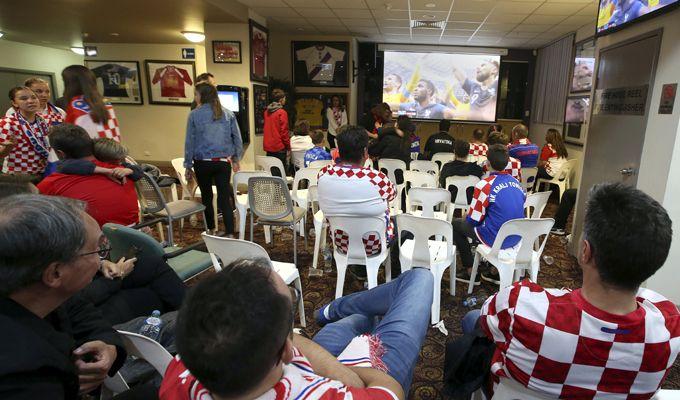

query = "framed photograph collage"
[{"left": 564, "top": 38, "right": 595, "bottom": 146}]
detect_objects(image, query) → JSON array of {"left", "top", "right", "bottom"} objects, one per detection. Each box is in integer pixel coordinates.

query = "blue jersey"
[
  {"left": 508, "top": 139, "right": 539, "bottom": 168},
  {"left": 304, "top": 146, "right": 332, "bottom": 167}
]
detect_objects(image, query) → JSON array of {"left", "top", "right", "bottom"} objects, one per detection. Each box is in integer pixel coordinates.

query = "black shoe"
[
  {"left": 348, "top": 265, "right": 367, "bottom": 281},
  {"left": 551, "top": 228, "right": 567, "bottom": 236},
  {"left": 481, "top": 269, "right": 500, "bottom": 285},
  {"left": 456, "top": 270, "right": 480, "bottom": 285}
]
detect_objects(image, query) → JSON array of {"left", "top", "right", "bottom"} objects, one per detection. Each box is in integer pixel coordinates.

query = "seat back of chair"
[
  {"left": 468, "top": 154, "right": 487, "bottom": 165},
  {"left": 291, "top": 150, "right": 307, "bottom": 170},
  {"left": 309, "top": 159, "right": 333, "bottom": 169},
  {"left": 489, "top": 218, "right": 554, "bottom": 265},
  {"left": 409, "top": 160, "right": 439, "bottom": 175},
  {"left": 117, "top": 331, "right": 173, "bottom": 376},
  {"left": 432, "top": 152, "right": 455, "bottom": 168},
  {"left": 524, "top": 191, "right": 551, "bottom": 219},
  {"left": 404, "top": 170, "right": 437, "bottom": 189},
  {"left": 233, "top": 171, "right": 269, "bottom": 204},
  {"left": 256, "top": 155, "right": 286, "bottom": 177},
  {"left": 408, "top": 187, "right": 449, "bottom": 218},
  {"left": 134, "top": 173, "right": 167, "bottom": 214},
  {"left": 326, "top": 215, "right": 387, "bottom": 259},
  {"left": 555, "top": 159, "right": 577, "bottom": 182},
  {"left": 378, "top": 158, "right": 407, "bottom": 186},
  {"left": 170, "top": 158, "right": 192, "bottom": 194},
  {"left": 248, "top": 176, "right": 294, "bottom": 220},
  {"left": 308, "top": 185, "right": 320, "bottom": 214},
  {"left": 397, "top": 214, "right": 453, "bottom": 266},
  {"left": 445, "top": 175, "right": 480, "bottom": 206},
  {"left": 292, "top": 167, "right": 320, "bottom": 195},
  {"left": 201, "top": 233, "right": 270, "bottom": 271},
  {"left": 520, "top": 167, "right": 538, "bottom": 192},
  {"left": 103, "top": 223, "right": 168, "bottom": 269}
]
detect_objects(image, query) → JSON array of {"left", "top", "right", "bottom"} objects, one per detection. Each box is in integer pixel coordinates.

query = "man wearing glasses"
[
  {"left": 160, "top": 258, "right": 434, "bottom": 400},
  {"left": 0, "top": 194, "right": 127, "bottom": 397}
]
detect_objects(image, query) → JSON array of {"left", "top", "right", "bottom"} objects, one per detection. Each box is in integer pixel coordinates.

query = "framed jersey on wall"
[
  {"left": 293, "top": 93, "right": 348, "bottom": 130},
  {"left": 144, "top": 60, "right": 196, "bottom": 106},
  {"left": 85, "top": 60, "right": 143, "bottom": 105},
  {"left": 292, "top": 41, "right": 349, "bottom": 88},
  {"left": 249, "top": 20, "right": 269, "bottom": 83}
]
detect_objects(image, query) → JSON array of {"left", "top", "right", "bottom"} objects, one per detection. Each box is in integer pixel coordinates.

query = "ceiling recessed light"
[
  {"left": 110, "top": 32, "right": 120, "bottom": 36},
  {"left": 70, "top": 47, "right": 85, "bottom": 55},
  {"left": 425, "top": 3, "right": 436, "bottom": 7},
  {"left": 296, "top": 27, "right": 304, "bottom": 31},
  {"left": 82, "top": 32, "right": 89, "bottom": 37},
  {"left": 422, "top": 14, "right": 436, "bottom": 19},
  {"left": 181, "top": 31, "right": 205, "bottom": 43},
  {"left": 0, "top": 32, "right": 4, "bottom": 39}
]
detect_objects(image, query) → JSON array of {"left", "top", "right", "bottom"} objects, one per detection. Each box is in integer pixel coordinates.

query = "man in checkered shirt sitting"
[{"left": 465, "top": 183, "right": 679, "bottom": 399}]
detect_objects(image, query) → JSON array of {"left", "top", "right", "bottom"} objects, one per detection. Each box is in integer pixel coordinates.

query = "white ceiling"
[{"left": 242, "top": 0, "right": 598, "bottom": 48}]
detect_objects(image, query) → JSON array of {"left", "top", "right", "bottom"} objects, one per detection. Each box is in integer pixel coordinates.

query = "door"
[
  {"left": 0, "top": 68, "right": 58, "bottom": 114},
  {"left": 570, "top": 32, "right": 662, "bottom": 251}
]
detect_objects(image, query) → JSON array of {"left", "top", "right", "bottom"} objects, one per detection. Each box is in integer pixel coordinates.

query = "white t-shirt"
[
  {"left": 326, "top": 107, "right": 348, "bottom": 136},
  {"left": 295, "top": 45, "right": 345, "bottom": 81}
]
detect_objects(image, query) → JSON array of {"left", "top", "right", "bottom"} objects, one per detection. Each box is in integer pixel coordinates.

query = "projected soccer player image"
[
  {"left": 451, "top": 59, "right": 499, "bottom": 120},
  {"left": 383, "top": 73, "right": 403, "bottom": 110},
  {"left": 399, "top": 79, "right": 448, "bottom": 119},
  {"left": 610, "top": 0, "right": 649, "bottom": 26}
]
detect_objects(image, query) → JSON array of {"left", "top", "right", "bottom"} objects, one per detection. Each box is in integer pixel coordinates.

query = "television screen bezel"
[{"left": 596, "top": 0, "right": 680, "bottom": 37}]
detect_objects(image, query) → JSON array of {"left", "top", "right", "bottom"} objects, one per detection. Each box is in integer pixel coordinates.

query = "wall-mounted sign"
[
  {"left": 592, "top": 85, "right": 648, "bottom": 116},
  {"left": 659, "top": 83, "right": 677, "bottom": 115},
  {"left": 181, "top": 48, "right": 195, "bottom": 59}
]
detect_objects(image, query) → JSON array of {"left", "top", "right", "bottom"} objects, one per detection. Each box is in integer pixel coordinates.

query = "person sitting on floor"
[
  {"left": 0, "top": 194, "right": 127, "bottom": 397},
  {"left": 452, "top": 144, "right": 525, "bottom": 285},
  {"left": 160, "top": 258, "right": 434, "bottom": 399},
  {"left": 465, "top": 182, "right": 679, "bottom": 398},
  {"left": 484, "top": 131, "right": 522, "bottom": 182},
  {"left": 507, "top": 124, "right": 539, "bottom": 168},
  {"left": 304, "top": 129, "right": 332, "bottom": 167},
  {"left": 439, "top": 140, "right": 484, "bottom": 206},
  {"left": 423, "top": 119, "right": 455, "bottom": 160},
  {"left": 37, "top": 123, "right": 139, "bottom": 227}
]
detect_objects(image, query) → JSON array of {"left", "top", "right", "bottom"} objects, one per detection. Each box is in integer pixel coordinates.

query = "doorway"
[{"left": 0, "top": 67, "right": 58, "bottom": 114}]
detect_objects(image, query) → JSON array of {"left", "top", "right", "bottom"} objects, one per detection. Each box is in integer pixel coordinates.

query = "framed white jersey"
[{"left": 292, "top": 41, "right": 349, "bottom": 87}]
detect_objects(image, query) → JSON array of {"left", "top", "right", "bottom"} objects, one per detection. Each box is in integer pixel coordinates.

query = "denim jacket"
[{"left": 184, "top": 104, "right": 243, "bottom": 169}]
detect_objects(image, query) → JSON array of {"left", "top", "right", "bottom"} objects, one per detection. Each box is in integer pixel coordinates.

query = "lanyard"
[{"left": 15, "top": 113, "right": 50, "bottom": 159}]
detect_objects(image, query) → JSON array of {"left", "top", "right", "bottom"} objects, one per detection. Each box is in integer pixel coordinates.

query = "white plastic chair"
[
  {"left": 468, "top": 218, "right": 554, "bottom": 294},
  {"left": 432, "top": 152, "right": 455, "bottom": 169},
  {"left": 536, "top": 158, "right": 576, "bottom": 199},
  {"left": 201, "top": 233, "right": 306, "bottom": 326},
  {"left": 409, "top": 160, "right": 439, "bottom": 176},
  {"left": 407, "top": 187, "right": 449, "bottom": 221},
  {"left": 524, "top": 191, "right": 551, "bottom": 219},
  {"left": 309, "top": 159, "right": 333, "bottom": 169},
  {"left": 291, "top": 167, "right": 320, "bottom": 238},
  {"left": 308, "top": 185, "right": 328, "bottom": 271},
  {"left": 378, "top": 158, "right": 408, "bottom": 214},
  {"left": 233, "top": 171, "right": 270, "bottom": 240},
  {"left": 444, "top": 175, "right": 480, "bottom": 220},
  {"left": 326, "top": 215, "right": 391, "bottom": 299},
  {"left": 170, "top": 157, "right": 217, "bottom": 229},
  {"left": 520, "top": 167, "right": 538, "bottom": 193},
  {"left": 397, "top": 214, "right": 456, "bottom": 325},
  {"left": 256, "top": 155, "right": 294, "bottom": 185},
  {"left": 404, "top": 170, "right": 437, "bottom": 211},
  {"left": 291, "top": 150, "right": 307, "bottom": 170}
]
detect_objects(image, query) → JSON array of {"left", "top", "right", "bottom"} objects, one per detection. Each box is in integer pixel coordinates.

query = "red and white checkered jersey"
[
  {"left": 5, "top": 103, "right": 65, "bottom": 126},
  {"left": 0, "top": 114, "right": 49, "bottom": 174},
  {"left": 159, "top": 344, "right": 398, "bottom": 400},
  {"left": 540, "top": 144, "right": 567, "bottom": 177},
  {"left": 469, "top": 142, "right": 488, "bottom": 157},
  {"left": 317, "top": 164, "right": 396, "bottom": 256},
  {"left": 484, "top": 156, "right": 522, "bottom": 182},
  {"left": 65, "top": 95, "right": 121, "bottom": 141},
  {"left": 481, "top": 280, "right": 680, "bottom": 399}
]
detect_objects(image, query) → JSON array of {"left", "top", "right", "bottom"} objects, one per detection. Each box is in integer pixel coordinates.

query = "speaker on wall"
[{"left": 358, "top": 42, "right": 377, "bottom": 72}]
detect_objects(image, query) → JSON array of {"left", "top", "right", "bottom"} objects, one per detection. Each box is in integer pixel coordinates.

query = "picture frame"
[
  {"left": 253, "top": 84, "right": 269, "bottom": 135},
  {"left": 292, "top": 41, "right": 350, "bottom": 88},
  {"left": 213, "top": 41, "right": 242, "bottom": 64},
  {"left": 144, "top": 60, "right": 196, "bottom": 106},
  {"left": 563, "top": 95, "right": 590, "bottom": 146},
  {"left": 85, "top": 60, "right": 143, "bottom": 105},
  {"left": 249, "top": 20, "right": 269, "bottom": 83},
  {"left": 293, "top": 93, "right": 349, "bottom": 130},
  {"left": 570, "top": 38, "right": 595, "bottom": 94}
]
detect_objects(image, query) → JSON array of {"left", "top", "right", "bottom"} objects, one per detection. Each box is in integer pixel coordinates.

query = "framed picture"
[
  {"left": 253, "top": 84, "right": 268, "bottom": 135},
  {"left": 85, "top": 60, "right": 143, "bottom": 105},
  {"left": 293, "top": 93, "right": 348, "bottom": 130},
  {"left": 292, "top": 41, "right": 349, "bottom": 88},
  {"left": 570, "top": 39, "right": 595, "bottom": 93},
  {"left": 563, "top": 95, "right": 590, "bottom": 146},
  {"left": 213, "top": 41, "right": 241, "bottom": 63},
  {"left": 144, "top": 60, "right": 196, "bottom": 106},
  {"left": 249, "top": 20, "right": 269, "bottom": 83}
]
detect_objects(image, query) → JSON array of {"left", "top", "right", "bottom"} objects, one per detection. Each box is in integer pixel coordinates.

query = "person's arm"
[
  {"left": 184, "top": 113, "right": 195, "bottom": 170},
  {"left": 121, "top": 162, "right": 144, "bottom": 181},
  {"left": 78, "top": 275, "right": 123, "bottom": 306},
  {"left": 349, "top": 367, "right": 405, "bottom": 400},
  {"left": 293, "top": 335, "right": 364, "bottom": 388},
  {"left": 56, "top": 159, "right": 98, "bottom": 175},
  {"left": 368, "top": 135, "right": 386, "bottom": 157},
  {"left": 0, "top": 119, "right": 17, "bottom": 157},
  {"left": 228, "top": 112, "right": 244, "bottom": 165},
  {"left": 465, "top": 180, "right": 490, "bottom": 227},
  {"left": 538, "top": 145, "right": 551, "bottom": 168},
  {"left": 451, "top": 66, "right": 466, "bottom": 84},
  {"left": 341, "top": 109, "right": 348, "bottom": 126},
  {"left": 326, "top": 108, "right": 337, "bottom": 132},
  {"left": 479, "top": 281, "right": 527, "bottom": 351}
]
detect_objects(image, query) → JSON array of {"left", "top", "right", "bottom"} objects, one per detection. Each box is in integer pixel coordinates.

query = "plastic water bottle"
[
  {"left": 322, "top": 247, "right": 333, "bottom": 272},
  {"left": 138, "top": 310, "right": 163, "bottom": 342},
  {"left": 542, "top": 255, "right": 555, "bottom": 265},
  {"left": 463, "top": 296, "right": 477, "bottom": 307}
]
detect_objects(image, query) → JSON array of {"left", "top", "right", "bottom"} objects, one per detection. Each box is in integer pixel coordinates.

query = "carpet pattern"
[{"left": 163, "top": 197, "right": 680, "bottom": 398}]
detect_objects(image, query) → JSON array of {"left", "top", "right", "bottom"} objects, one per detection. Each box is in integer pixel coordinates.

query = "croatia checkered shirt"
[
  {"left": 65, "top": 95, "right": 121, "bottom": 141},
  {"left": 0, "top": 114, "right": 48, "bottom": 174},
  {"left": 483, "top": 156, "right": 522, "bottom": 182},
  {"left": 481, "top": 280, "right": 680, "bottom": 399},
  {"left": 469, "top": 142, "right": 488, "bottom": 157},
  {"left": 317, "top": 164, "right": 396, "bottom": 256}
]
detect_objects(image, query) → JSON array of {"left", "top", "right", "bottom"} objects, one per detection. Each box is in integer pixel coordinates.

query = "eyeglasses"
[{"left": 79, "top": 247, "right": 111, "bottom": 260}]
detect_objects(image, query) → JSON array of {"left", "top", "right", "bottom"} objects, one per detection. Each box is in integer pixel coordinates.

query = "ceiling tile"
[
  {"left": 545, "top": 0, "right": 592, "bottom": 2},
  {"left": 493, "top": 1, "right": 541, "bottom": 13},
  {"left": 485, "top": 13, "right": 529, "bottom": 23},
  {"left": 251, "top": 6, "right": 301, "bottom": 17},
  {"left": 329, "top": 0, "right": 369, "bottom": 9},
  {"left": 505, "top": 31, "right": 539, "bottom": 38},
  {"left": 272, "top": 16, "right": 309, "bottom": 24},
  {"left": 445, "top": 21, "right": 484, "bottom": 29},
  {"left": 317, "top": 27, "right": 352, "bottom": 34},
  {"left": 409, "top": 0, "right": 453, "bottom": 12},
  {"left": 448, "top": 11, "right": 488, "bottom": 22},
  {"left": 382, "top": 27, "right": 412, "bottom": 34},
  {"left": 523, "top": 14, "right": 567, "bottom": 24},
  {"left": 562, "top": 14, "right": 594, "bottom": 25},
  {"left": 310, "top": 17, "right": 347, "bottom": 26},
  {"left": 411, "top": 10, "right": 450, "bottom": 20},
  {"left": 440, "top": 36, "right": 473, "bottom": 45},
  {"left": 576, "top": 4, "right": 598, "bottom": 16},
  {"left": 444, "top": 28, "right": 477, "bottom": 35},
  {"left": 342, "top": 18, "right": 378, "bottom": 27},
  {"left": 451, "top": 0, "right": 495, "bottom": 13},
  {"left": 376, "top": 19, "right": 410, "bottom": 27},
  {"left": 239, "top": 0, "right": 288, "bottom": 7},
  {"left": 533, "top": 2, "right": 583, "bottom": 15},
  {"left": 480, "top": 22, "right": 520, "bottom": 31},
  {"left": 511, "top": 24, "right": 552, "bottom": 32},
  {"left": 473, "top": 30, "right": 507, "bottom": 38},
  {"left": 543, "top": 24, "right": 577, "bottom": 34},
  {"left": 284, "top": 0, "right": 328, "bottom": 6},
  {"left": 332, "top": 8, "right": 373, "bottom": 18},
  {"left": 498, "top": 38, "right": 531, "bottom": 46},
  {"left": 350, "top": 27, "right": 380, "bottom": 33},
  {"left": 365, "top": 0, "right": 408, "bottom": 10},
  {"left": 295, "top": 7, "right": 335, "bottom": 17},
  {"left": 371, "top": 9, "right": 410, "bottom": 18}
]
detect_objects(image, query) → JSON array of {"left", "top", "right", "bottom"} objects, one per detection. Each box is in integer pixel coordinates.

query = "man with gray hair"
[{"left": 0, "top": 194, "right": 127, "bottom": 397}]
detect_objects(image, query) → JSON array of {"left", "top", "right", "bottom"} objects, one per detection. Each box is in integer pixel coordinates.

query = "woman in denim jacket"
[{"left": 184, "top": 83, "right": 243, "bottom": 236}]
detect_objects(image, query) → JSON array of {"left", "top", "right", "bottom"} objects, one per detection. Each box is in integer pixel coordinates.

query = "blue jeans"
[
  {"left": 313, "top": 268, "right": 433, "bottom": 393},
  {"left": 462, "top": 309, "right": 481, "bottom": 334}
]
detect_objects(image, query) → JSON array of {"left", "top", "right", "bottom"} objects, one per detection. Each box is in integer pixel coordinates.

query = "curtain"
[{"left": 531, "top": 34, "right": 575, "bottom": 124}]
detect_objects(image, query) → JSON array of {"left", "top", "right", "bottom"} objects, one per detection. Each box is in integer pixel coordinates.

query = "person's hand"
[
  {"left": 101, "top": 168, "right": 125, "bottom": 185},
  {"left": 111, "top": 168, "right": 133, "bottom": 179},
  {"left": 73, "top": 341, "right": 118, "bottom": 394},
  {"left": 231, "top": 160, "right": 241, "bottom": 173},
  {"left": 185, "top": 168, "right": 194, "bottom": 182},
  {"left": 115, "top": 257, "right": 136, "bottom": 278}
]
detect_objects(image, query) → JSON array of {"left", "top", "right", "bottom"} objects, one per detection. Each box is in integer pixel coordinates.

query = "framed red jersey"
[
  {"left": 145, "top": 60, "right": 196, "bottom": 106},
  {"left": 249, "top": 19, "right": 269, "bottom": 83}
]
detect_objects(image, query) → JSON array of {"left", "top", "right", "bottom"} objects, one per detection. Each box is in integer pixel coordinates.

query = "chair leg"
[
  {"left": 468, "top": 252, "right": 481, "bottom": 294},
  {"left": 312, "top": 220, "right": 322, "bottom": 270},
  {"left": 167, "top": 219, "right": 174, "bottom": 247},
  {"left": 250, "top": 215, "right": 254, "bottom": 242},
  {"left": 449, "top": 259, "right": 456, "bottom": 297},
  {"left": 294, "top": 278, "right": 306, "bottom": 327},
  {"left": 366, "top": 260, "right": 380, "bottom": 290},
  {"left": 431, "top": 268, "right": 445, "bottom": 325},
  {"left": 335, "top": 254, "right": 347, "bottom": 299},
  {"left": 293, "top": 225, "right": 297, "bottom": 266},
  {"left": 385, "top": 252, "right": 392, "bottom": 282},
  {"left": 156, "top": 222, "right": 165, "bottom": 243},
  {"left": 498, "top": 264, "right": 515, "bottom": 290},
  {"left": 238, "top": 208, "right": 246, "bottom": 241}
]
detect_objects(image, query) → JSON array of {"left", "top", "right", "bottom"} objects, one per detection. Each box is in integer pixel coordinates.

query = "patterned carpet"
[{"left": 165, "top": 196, "right": 680, "bottom": 398}]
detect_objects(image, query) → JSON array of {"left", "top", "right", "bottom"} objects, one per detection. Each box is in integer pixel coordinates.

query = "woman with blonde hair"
[
  {"left": 537, "top": 128, "right": 568, "bottom": 180},
  {"left": 5, "top": 77, "right": 65, "bottom": 126}
]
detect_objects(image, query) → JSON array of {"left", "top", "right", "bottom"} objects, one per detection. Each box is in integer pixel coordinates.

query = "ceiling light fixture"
[
  {"left": 422, "top": 14, "right": 436, "bottom": 19},
  {"left": 70, "top": 47, "right": 85, "bottom": 55},
  {"left": 0, "top": 32, "right": 4, "bottom": 39},
  {"left": 110, "top": 32, "right": 120, "bottom": 36},
  {"left": 296, "top": 27, "right": 305, "bottom": 31},
  {"left": 425, "top": 3, "right": 436, "bottom": 7},
  {"left": 182, "top": 31, "right": 205, "bottom": 43},
  {"left": 84, "top": 45, "right": 98, "bottom": 56}
]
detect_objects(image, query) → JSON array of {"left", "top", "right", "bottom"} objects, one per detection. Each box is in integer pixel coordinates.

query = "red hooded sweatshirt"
[{"left": 263, "top": 102, "right": 290, "bottom": 153}]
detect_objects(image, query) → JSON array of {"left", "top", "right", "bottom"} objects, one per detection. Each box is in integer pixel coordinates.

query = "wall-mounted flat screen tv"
[{"left": 597, "top": 0, "right": 679, "bottom": 35}]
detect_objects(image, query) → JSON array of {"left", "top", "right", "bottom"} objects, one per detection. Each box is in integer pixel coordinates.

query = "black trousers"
[
  {"left": 193, "top": 159, "right": 234, "bottom": 232},
  {"left": 266, "top": 150, "right": 288, "bottom": 177},
  {"left": 537, "top": 166, "right": 552, "bottom": 181},
  {"left": 327, "top": 132, "right": 337, "bottom": 149},
  {"left": 555, "top": 189, "right": 577, "bottom": 229},
  {"left": 451, "top": 219, "right": 480, "bottom": 269}
]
